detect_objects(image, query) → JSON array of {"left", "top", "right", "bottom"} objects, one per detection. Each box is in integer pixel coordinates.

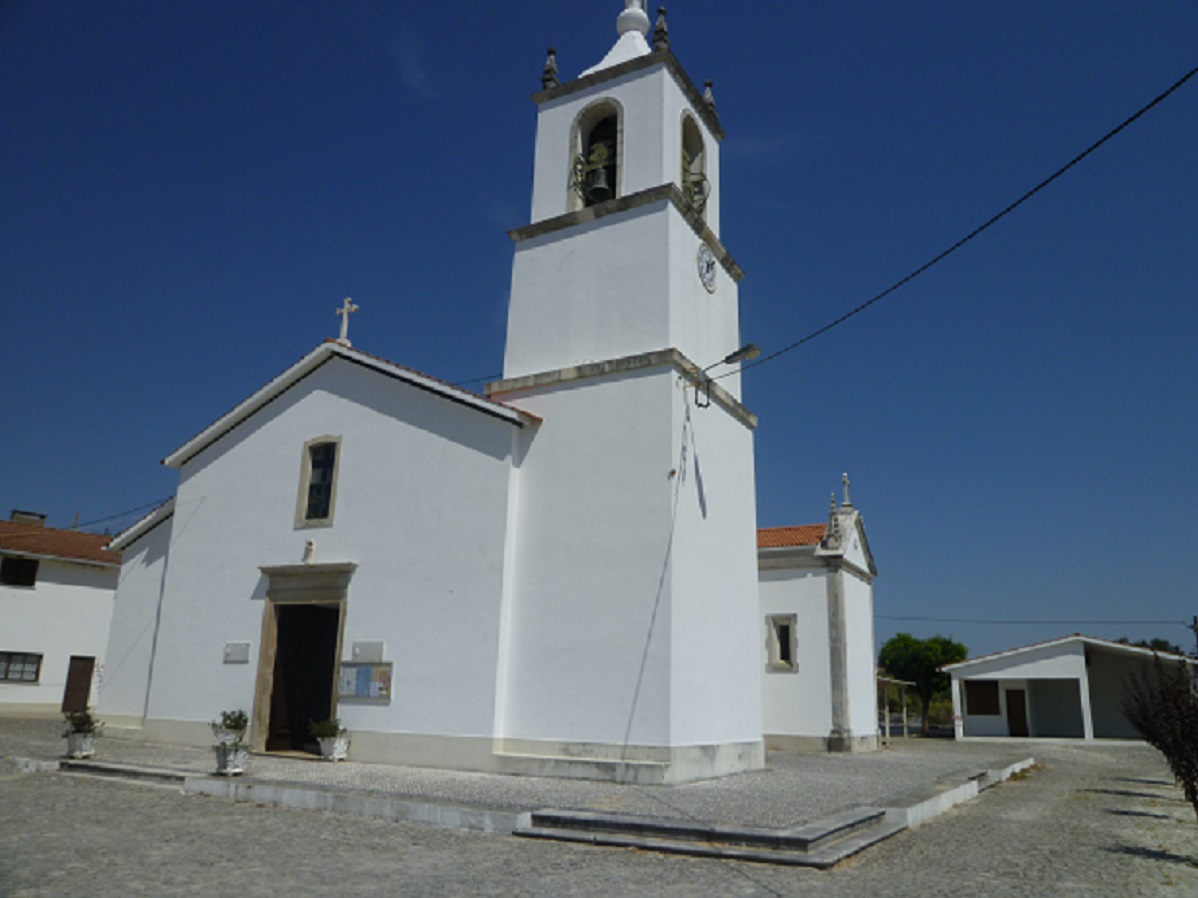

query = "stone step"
[
  {"left": 514, "top": 806, "right": 906, "bottom": 867},
  {"left": 59, "top": 758, "right": 190, "bottom": 786},
  {"left": 492, "top": 752, "right": 671, "bottom": 784}
]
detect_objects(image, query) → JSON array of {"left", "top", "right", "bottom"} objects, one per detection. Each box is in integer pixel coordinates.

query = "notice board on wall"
[{"left": 338, "top": 661, "right": 392, "bottom": 704}]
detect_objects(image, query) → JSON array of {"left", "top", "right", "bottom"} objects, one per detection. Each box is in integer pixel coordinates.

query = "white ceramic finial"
[
  {"left": 617, "top": 0, "right": 650, "bottom": 36},
  {"left": 581, "top": 1, "right": 652, "bottom": 78}
]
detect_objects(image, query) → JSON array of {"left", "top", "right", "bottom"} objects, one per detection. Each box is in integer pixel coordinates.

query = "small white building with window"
[
  {"left": 0, "top": 511, "right": 121, "bottom": 716},
  {"left": 944, "top": 635, "right": 1197, "bottom": 741},
  {"left": 99, "top": 3, "right": 880, "bottom": 780},
  {"left": 758, "top": 495, "right": 879, "bottom": 753}
]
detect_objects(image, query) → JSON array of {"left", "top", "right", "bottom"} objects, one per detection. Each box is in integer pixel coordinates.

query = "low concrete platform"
[{"left": 2, "top": 718, "right": 1035, "bottom": 867}]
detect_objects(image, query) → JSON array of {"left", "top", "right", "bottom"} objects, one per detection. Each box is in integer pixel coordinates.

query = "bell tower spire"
[{"left": 580, "top": 1, "right": 653, "bottom": 77}]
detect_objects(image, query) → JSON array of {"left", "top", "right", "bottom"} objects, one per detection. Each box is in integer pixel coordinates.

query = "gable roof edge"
[
  {"left": 108, "top": 497, "right": 176, "bottom": 552},
  {"left": 942, "top": 634, "right": 1198, "bottom": 672},
  {"left": 163, "top": 342, "right": 538, "bottom": 469}
]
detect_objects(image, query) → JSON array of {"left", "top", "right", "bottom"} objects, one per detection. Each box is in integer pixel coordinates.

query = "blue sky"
[{"left": 3, "top": 1, "right": 1196, "bottom": 657}]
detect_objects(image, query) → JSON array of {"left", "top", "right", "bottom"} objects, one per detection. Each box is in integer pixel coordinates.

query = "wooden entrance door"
[
  {"left": 1006, "top": 688, "right": 1029, "bottom": 737},
  {"left": 266, "top": 604, "right": 339, "bottom": 752},
  {"left": 61, "top": 656, "right": 95, "bottom": 712}
]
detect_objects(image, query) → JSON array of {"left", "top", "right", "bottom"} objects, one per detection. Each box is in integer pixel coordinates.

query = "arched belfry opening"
[
  {"left": 571, "top": 101, "right": 621, "bottom": 209},
  {"left": 681, "top": 114, "right": 709, "bottom": 215}
]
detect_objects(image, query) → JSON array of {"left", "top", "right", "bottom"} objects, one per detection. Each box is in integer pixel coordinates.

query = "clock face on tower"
[{"left": 697, "top": 243, "right": 717, "bottom": 293}]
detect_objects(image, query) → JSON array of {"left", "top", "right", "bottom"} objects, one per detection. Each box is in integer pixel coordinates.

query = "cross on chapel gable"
[{"left": 335, "top": 297, "right": 359, "bottom": 346}]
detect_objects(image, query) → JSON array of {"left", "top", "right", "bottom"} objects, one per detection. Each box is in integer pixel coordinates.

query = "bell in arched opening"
[
  {"left": 681, "top": 114, "right": 709, "bottom": 215},
  {"left": 573, "top": 113, "right": 618, "bottom": 207}
]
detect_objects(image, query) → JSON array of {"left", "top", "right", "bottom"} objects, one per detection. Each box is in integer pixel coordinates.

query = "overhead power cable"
[
  {"left": 714, "top": 61, "right": 1198, "bottom": 381},
  {"left": 878, "top": 615, "right": 1184, "bottom": 626}
]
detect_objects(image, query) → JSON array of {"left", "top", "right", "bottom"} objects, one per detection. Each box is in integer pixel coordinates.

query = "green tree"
[{"left": 878, "top": 633, "right": 967, "bottom": 735}]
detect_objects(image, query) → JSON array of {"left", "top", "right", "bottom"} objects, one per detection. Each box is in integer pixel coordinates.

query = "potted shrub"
[
  {"left": 62, "top": 710, "right": 101, "bottom": 758},
  {"left": 308, "top": 718, "right": 348, "bottom": 761},
  {"left": 211, "top": 709, "right": 248, "bottom": 775}
]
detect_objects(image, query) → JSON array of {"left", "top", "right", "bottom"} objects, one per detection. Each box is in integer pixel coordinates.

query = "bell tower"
[
  {"left": 487, "top": 2, "right": 763, "bottom": 783},
  {"left": 499, "top": 1, "right": 743, "bottom": 386}
]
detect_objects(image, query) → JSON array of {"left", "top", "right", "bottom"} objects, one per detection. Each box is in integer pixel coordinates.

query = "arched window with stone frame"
[
  {"left": 680, "top": 112, "right": 709, "bottom": 217},
  {"left": 570, "top": 99, "right": 622, "bottom": 210}
]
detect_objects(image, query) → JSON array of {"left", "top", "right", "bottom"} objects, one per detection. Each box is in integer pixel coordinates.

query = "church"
[{"left": 99, "top": 2, "right": 878, "bottom": 783}]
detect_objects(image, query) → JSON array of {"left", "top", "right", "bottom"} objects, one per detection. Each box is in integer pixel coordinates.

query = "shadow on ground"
[
  {"left": 1104, "top": 845, "right": 1198, "bottom": 868},
  {"left": 1112, "top": 776, "right": 1173, "bottom": 787},
  {"left": 1081, "top": 787, "right": 1185, "bottom": 802},
  {"left": 1105, "top": 808, "right": 1173, "bottom": 821}
]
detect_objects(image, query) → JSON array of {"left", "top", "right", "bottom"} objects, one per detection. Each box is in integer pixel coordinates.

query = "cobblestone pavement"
[
  {"left": 1, "top": 723, "right": 1195, "bottom": 896},
  {"left": 0, "top": 718, "right": 1036, "bottom": 827}
]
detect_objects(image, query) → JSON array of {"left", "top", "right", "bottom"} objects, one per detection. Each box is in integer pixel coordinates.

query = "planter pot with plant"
[
  {"left": 63, "top": 710, "right": 102, "bottom": 759},
  {"left": 211, "top": 709, "right": 248, "bottom": 775},
  {"left": 308, "top": 718, "right": 348, "bottom": 761}
]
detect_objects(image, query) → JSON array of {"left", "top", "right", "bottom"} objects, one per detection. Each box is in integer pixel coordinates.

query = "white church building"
[{"left": 99, "top": 3, "right": 878, "bottom": 782}]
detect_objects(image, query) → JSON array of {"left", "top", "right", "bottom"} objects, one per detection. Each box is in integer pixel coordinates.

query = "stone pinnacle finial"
[
  {"left": 703, "top": 80, "right": 717, "bottom": 114},
  {"left": 824, "top": 493, "right": 842, "bottom": 549},
  {"left": 541, "top": 47, "right": 559, "bottom": 89},
  {"left": 653, "top": 7, "right": 669, "bottom": 51},
  {"left": 617, "top": 0, "right": 650, "bottom": 37},
  {"left": 842, "top": 472, "right": 852, "bottom": 507}
]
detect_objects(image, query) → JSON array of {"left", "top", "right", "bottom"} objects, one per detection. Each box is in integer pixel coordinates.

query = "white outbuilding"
[
  {"left": 944, "top": 634, "right": 1196, "bottom": 741},
  {"left": 0, "top": 511, "right": 120, "bottom": 716}
]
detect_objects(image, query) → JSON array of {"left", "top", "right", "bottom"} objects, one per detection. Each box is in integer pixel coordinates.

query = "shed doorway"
[
  {"left": 1006, "top": 688, "right": 1029, "bottom": 737},
  {"left": 266, "top": 603, "right": 340, "bottom": 752}
]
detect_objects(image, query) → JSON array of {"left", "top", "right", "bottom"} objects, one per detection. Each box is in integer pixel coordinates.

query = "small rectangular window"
[
  {"left": 964, "top": 680, "right": 1001, "bottom": 715},
  {"left": 1, "top": 556, "right": 38, "bottom": 587},
  {"left": 766, "top": 614, "right": 799, "bottom": 673},
  {"left": 306, "top": 443, "right": 336, "bottom": 519},
  {"left": 0, "top": 652, "right": 43, "bottom": 683},
  {"left": 296, "top": 436, "right": 341, "bottom": 528}
]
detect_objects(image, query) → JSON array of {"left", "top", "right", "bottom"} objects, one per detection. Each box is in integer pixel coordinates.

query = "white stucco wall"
[
  {"left": 842, "top": 570, "right": 878, "bottom": 738},
  {"left": 953, "top": 641, "right": 1087, "bottom": 683},
  {"left": 0, "top": 559, "right": 116, "bottom": 713},
  {"left": 758, "top": 565, "right": 832, "bottom": 739},
  {"left": 498, "top": 366, "right": 760, "bottom": 752},
  {"left": 667, "top": 377, "right": 760, "bottom": 746},
  {"left": 504, "top": 201, "right": 739, "bottom": 382},
  {"left": 98, "top": 517, "right": 171, "bottom": 723},
  {"left": 498, "top": 368, "right": 676, "bottom": 747},
  {"left": 131, "top": 357, "right": 519, "bottom": 743}
]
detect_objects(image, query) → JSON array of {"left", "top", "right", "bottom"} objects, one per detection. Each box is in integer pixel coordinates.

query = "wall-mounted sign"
[
  {"left": 338, "top": 661, "right": 392, "bottom": 704},
  {"left": 223, "top": 642, "right": 251, "bottom": 664}
]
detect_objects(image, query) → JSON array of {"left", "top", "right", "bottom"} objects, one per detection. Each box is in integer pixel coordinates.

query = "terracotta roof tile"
[
  {"left": 757, "top": 524, "right": 825, "bottom": 549},
  {"left": 0, "top": 520, "right": 121, "bottom": 566}
]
